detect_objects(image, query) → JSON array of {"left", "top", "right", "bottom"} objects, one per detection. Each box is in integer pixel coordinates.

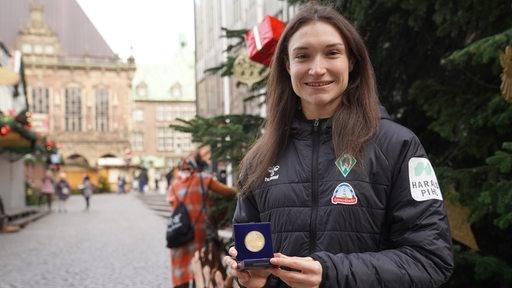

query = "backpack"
[
  {"left": 166, "top": 173, "right": 206, "bottom": 248},
  {"left": 166, "top": 201, "right": 195, "bottom": 248}
]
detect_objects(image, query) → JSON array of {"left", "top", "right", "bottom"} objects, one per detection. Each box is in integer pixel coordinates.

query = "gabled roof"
[
  {"left": 132, "top": 43, "right": 195, "bottom": 102},
  {"left": 0, "top": 0, "right": 115, "bottom": 57}
]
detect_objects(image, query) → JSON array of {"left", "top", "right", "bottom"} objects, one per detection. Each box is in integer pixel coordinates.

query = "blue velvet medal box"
[{"left": 234, "top": 222, "right": 275, "bottom": 270}]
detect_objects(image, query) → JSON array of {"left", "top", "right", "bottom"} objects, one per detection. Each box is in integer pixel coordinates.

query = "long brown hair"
[{"left": 238, "top": 3, "right": 380, "bottom": 196}]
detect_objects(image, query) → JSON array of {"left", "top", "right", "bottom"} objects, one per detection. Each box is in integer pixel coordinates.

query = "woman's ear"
[
  {"left": 349, "top": 59, "right": 355, "bottom": 72},
  {"left": 286, "top": 58, "right": 290, "bottom": 74}
]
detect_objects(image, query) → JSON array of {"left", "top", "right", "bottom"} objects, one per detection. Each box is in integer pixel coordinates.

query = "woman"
[
  {"left": 55, "top": 173, "right": 71, "bottom": 212},
  {"left": 39, "top": 169, "right": 55, "bottom": 211},
  {"left": 224, "top": 3, "right": 453, "bottom": 288},
  {"left": 81, "top": 175, "right": 93, "bottom": 211},
  {"left": 168, "top": 148, "right": 236, "bottom": 288}
]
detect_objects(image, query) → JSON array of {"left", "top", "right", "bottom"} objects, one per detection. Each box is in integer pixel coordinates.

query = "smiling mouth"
[{"left": 306, "top": 81, "right": 334, "bottom": 87}]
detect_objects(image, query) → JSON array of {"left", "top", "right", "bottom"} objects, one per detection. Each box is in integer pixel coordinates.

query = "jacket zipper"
[{"left": 309, "top": 119, "right": 320, "bottom": 254}]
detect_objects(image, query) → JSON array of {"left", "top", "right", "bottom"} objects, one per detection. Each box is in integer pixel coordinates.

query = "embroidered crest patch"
[
  {"left": 332, "top": 182, "right": 358, "bottom": 205},
  {"left": 335, "top": 154, "right": 357, "bottom": 177},
  {"left": 408, "top": 157, "right": 442, "bottom": 201}
]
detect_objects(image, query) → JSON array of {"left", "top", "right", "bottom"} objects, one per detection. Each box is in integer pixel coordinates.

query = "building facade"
[
  {"left": 130, "top": 39, "right": 197, "bottom": 191},
  {"left": 1, "top": 0, "right": 135, "bottom": 172},
  {"left": 0, "top": 0, "right": 197, "bottom": 192}
]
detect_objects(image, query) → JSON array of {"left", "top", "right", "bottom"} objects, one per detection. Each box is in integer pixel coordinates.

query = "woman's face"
[
  {"left": 286, "top": 21, "right": 352, "bottom": 119},
  {"left": 199, "top": 147, "right": 211, "bottom": 164}
]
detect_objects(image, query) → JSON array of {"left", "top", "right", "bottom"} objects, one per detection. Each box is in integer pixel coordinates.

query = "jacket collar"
[{"left": 291, "top": 110, "right": 332, "bottom": 139}]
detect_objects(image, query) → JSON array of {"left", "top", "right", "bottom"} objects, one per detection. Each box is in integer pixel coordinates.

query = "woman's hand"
[
  {"left": 269, "top": 253, "right": 323, "bottom": 288},
  {"left": 223, "top": 246, "right": 271, "bottom": 288}
]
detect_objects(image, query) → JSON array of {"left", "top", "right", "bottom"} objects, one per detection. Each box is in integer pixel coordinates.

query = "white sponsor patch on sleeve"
[{"left": 408, "top": 157, "right": 443, "bottom": 201}]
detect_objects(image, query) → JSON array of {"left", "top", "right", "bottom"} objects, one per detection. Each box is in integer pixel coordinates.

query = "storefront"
[{"left": 0, "top": 42, "right": 57, "bottom": 230}]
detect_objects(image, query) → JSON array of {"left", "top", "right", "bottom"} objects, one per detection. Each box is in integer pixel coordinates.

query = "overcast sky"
[{"left": 76, "top": 0, "right": 195, "bottom": 64}]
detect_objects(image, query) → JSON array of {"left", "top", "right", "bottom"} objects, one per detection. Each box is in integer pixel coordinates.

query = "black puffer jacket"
[{"left": 233, "top": 107, "right": 454, "bottom": 287}]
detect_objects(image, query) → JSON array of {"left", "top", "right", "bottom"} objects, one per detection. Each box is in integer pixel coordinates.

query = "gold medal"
[{"left": 244, "top": 230, "right": 265, "bottom": 252}]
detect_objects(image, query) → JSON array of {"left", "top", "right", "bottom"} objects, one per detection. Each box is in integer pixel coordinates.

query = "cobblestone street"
[{"left": 0, "top": 193, "right": 172, "bottom": 288}]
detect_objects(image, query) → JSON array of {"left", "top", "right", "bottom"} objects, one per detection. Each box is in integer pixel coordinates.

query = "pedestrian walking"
[
  {"left": 117, "top": 176, "right": 126, "bottom": 194},
  {"left": 138, "top": 167, "right": 148, "bottom": 193},
  {"left": 224, "top": 3, "right": 454, "bottom": 288},
  {"left": 55, "top": 172, "right": 71, "bottom": 212},
  {"left": 131, "top": 173, "right": 139, "bottom": 193},
  {"left": 81, "top": 175, "right": 94, "bottom": 211},
  {"left": 154, "top": 169, "right": 161, "bottom": 193},
  {"left": 39, "top": 169, "right": 55, "bottom": 211},
  {"left": 167, "top": 148, "right": 236, "bottom": 288}
]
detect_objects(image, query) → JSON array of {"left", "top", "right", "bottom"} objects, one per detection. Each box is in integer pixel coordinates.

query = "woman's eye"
[
  {"left": 295, "top": 54, "right": 308, "bottom": 60},
  {"left": 327, "top": 50, "right": 341, "bottom": 56}
]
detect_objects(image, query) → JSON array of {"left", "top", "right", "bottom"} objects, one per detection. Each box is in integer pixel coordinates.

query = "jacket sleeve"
[
  {"left": 166, "top": 184, "right": 176, "bottom": 208},
  {"left": 209, "top": 178, "right": 236, "bottom": 197},
  {"left": 311, "top": 135, "right": 454, "bottom": 288}
]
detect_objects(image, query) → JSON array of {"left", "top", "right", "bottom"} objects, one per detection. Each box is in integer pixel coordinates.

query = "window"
[
  {"left": 157, "top": 127, "right": 174, "bottom": 151},
  {"left": 64, "top": 88, "right": 82, "bottom": 131},
  {"left": 45, "top": 45, "right": 54, "bottom": 54},
  {"left": 156, "top": 105, "right": 195, "bottom": 122},
  {"left": 95, "top": 88, "right": 109, "bottom": 132},
  {"left": 170, "top": 83, "right": 182, "bottom": 98},
  {"left": 30, "top": 87, "right": 49, "bottom": 113},
  {"left": 156, "top": 106, "right": 173, "bottom": 121},
  {"left": 132, "top": 133, "right": 144, "bottom": 151},
  {"left": 34, "top": 44, "right": 43, "bottom": 54},
  {"left": 136, "top": 82, "right": 147, "bottom": 97},
  {"left": 133, "top": 109, "right": 144, "bottom": 122},
  {"left": 22, "top": 44, "right": 32, "bottom": 54},
  {"left": 175, "top": 131, "right": 193, "bottom": 151},
  {"left": 175, "top": 106, "right": 196, "bottom": 120},
  {"left": 156, "top": 128, "right": 192, "bottom": 152}
]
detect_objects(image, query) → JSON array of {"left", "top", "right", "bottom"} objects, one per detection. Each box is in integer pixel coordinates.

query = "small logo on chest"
[
  {"left": 335, "top": 154, "right": 357, "bottom": 177},
  {"left": 264, "top": 165, "right": 280, "bottom": 182},
  {"left": 332, "top": 182, "right": 358, "bottom": 205}
]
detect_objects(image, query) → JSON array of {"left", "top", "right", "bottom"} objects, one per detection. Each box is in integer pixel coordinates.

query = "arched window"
[
  {"left": 170, "top": 82, "right": 182, "bottom": 98},
  {"left": 95, "top": 88, "right": 109, "bottom": 132},
  {"left": 136, "top": 82, "right": 148, "bottom": 98},
  {"left": 64, "top": 87, "right": 82, "bottom": 131}
]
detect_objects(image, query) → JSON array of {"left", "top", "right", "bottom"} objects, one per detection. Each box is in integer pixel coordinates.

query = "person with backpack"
[{"left": 167, "top": 147, "right": 236, "bottom": 288}]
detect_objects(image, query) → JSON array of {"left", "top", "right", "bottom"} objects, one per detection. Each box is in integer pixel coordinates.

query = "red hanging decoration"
[
  {"left": 245, "top": 15, "right": 286, "bottom": 66},
  {"left": 0, "top": 126, "right": 10, "bottom": 136}
]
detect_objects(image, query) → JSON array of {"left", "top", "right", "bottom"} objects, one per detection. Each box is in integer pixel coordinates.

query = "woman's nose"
[{"left": 308, "top": 57, "right": 327, "bottom": 75}]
